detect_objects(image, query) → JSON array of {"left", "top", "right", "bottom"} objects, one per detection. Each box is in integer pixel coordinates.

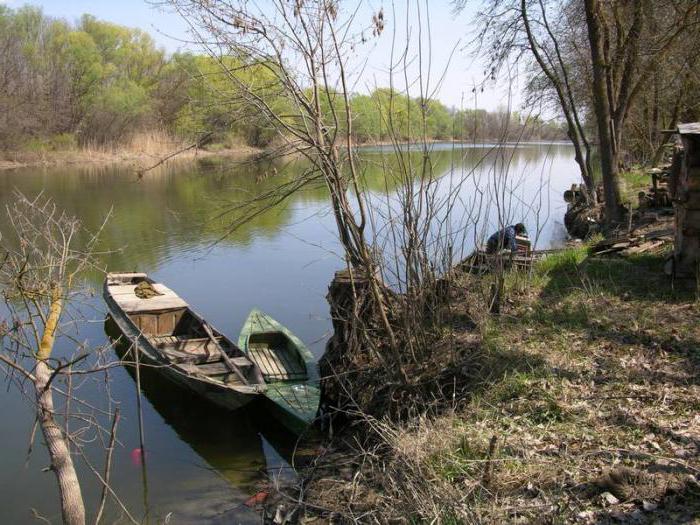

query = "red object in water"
[
  {"left": 130, "top": 448, "right": 145, "bottom": 466},
  {"left": 244, "top": 491, "right": 269, "bottom": 507}
]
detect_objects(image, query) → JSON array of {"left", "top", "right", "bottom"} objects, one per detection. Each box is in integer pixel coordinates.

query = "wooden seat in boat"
[
  {"left": 151, "top": 335, "right": 223, "bottom": 351},
  {"left": 152, "top": 335, "right": 237, "bottom": 364},
  {"left": 247, "top": 332, "right": 306, "bottom": 381}
]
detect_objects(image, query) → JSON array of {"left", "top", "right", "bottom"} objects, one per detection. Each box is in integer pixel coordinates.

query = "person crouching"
[{"left": 486, "top": 223, "right": 528, "bottom": 254}]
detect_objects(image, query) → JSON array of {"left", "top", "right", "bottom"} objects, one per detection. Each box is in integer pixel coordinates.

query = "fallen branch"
[{"left": 136, "top": 132, "right": 213, "bottom": 177}]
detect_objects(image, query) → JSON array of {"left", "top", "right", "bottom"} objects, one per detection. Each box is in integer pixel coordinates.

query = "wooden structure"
[
  {"left": 670, "top": 123, "right": 700, "bottom": 279},
  {"left": 104, "top": 272, "right": 266, "bottom": 411},
  {"left": 460, "top": 251, "right": 534, "bottom": 274},
  {"left": 515, "top": 235, "right": 532, "bottom": 256},
  {"left": 591, "top": 228, "right": 673, "bottom": 257},
  {"left": 458, "top": 235, "right": 535, "bottom": 274},
  {"left": 639, "top": 167, "right": 672, "bottom": 209},
  {"left": 239, "top": 309, "right": 320, "bottom": 434}
]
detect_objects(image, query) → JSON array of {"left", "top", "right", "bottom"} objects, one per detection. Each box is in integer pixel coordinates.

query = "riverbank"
[
  {"left": 0, "top": 132, "right": 261, "bottom": 172},
  {"left": 271, "top": 238, "right": 699, "bottom": 523},
  {"left": 0, "top": 136, "right": 573, "bottom": 172}
]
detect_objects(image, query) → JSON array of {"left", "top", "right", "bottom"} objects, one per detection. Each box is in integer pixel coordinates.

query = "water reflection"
[
  {"left": 106, "top": 317, "right": 306, "bottom": 523},
  {"left": 0, "top": 143, "right": 576, "bottom": 283}
]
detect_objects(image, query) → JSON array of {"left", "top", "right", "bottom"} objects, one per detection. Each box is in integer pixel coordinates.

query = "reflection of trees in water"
[
  {"left": 358, "top": 142, "right": 573, "bottom": 193},
  {"left": 359, "top": 143, "right": 574, "bottom": 253},
  {"left": 0, "top": 159, "right": 303, "bottom": 277},
  {"left": 0, "top": 144, "right": 575, "bottom": 282}
]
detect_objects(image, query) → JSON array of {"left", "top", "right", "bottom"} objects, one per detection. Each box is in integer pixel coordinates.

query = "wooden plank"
[
  {"left": 196, "top": 357, "right": 251, "bottom": 374},
  {"left": 678, "top": 122, "right": 700, "bottom": 135},
  {"left": 621, "top": 240, "right": 665, "bottom": 256},
  {"left": 194, "top": 361, "right": 229, "bottom": 375},
  {"left": 106, "top": 272, "right": 147, "bottom": 285},
  {"left": 276, "top": 346, "right": 305, "bottom": 376},
  {"left": 201, "top": 322, "right": 249, "bottom": 385},
  {"left": 139, "top": 314, "right": 157, "bottom": 335},
  {"left": 109, "top": 283, "right": 188, "bottom": 312},
  {"left": 249, "top": 346, "right": 306, "bottom": 380},
  {"left": 250, "top": 347, "right": 287, "bottom": 378},
  {"left": 116, "top": 297, "right": 188, "bottom": 313},
  {"left": 643, "top": 228, "right": 674, "bottom": 240}
]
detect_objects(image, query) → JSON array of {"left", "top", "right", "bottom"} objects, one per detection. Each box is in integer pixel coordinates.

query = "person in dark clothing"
[{"left": 486, "top": 223, "right": 527, "bottom": 254}]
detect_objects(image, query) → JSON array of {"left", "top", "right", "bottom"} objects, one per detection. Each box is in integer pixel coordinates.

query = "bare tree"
[
  {"left": 162, "top": 0, "right": 409, "bottom": 372},
  {"left": 464, "top": 0, "right": 700, "bottom": 223},
  {"left": 0, "top": 193, "right": 131, "bottom": 525},
  {"left": 462, "top": 0, "right": 596, "bottom": 200},
  {"left": 582, "top": 0, "right": 699, "bottom": 221},
  {"left": 583, "top": 0, "right": 623, "bottom": 221},
  {"left": 162, "top": 2, "right": 549, "bottom": 410}
]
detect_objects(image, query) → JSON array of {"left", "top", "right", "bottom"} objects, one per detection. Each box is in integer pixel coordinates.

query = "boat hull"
[{"left": 263, "top": 382, "right": 321, "bottom": 435}]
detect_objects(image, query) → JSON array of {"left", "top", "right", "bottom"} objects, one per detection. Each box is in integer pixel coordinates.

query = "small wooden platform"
[{"left": 108, "top": 283, "right": 188, "bottom": 313}]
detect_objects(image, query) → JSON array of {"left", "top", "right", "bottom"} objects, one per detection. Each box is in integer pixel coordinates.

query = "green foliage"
[
  {"left": 348, "top": 94, "right": 377, "bottom": 141},
  {"left": 0, "top": 5, "right": 567, "bottom": 149},
  {"left": 534, "top": 244, "right": 589, "bottom": 277},
  {"left": 0, "top": 6, "right": 166, "bottom": 145},
  {"left": 57, "top": 30, "right": 104, "bottom": 100},
  {"left": 83, "top": 80, "right": 152, "bottom": 144},
  {"left": 347, "top": 90, "right": 564, "bottom": 143},
  {"left": 168, "top": 54, "right": 284, "bottom": 147},
  {"left": 619, "top": 168, "right": 649, "bottom": 203}
]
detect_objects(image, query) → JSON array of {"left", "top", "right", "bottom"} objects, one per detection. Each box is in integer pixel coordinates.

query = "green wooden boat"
[{"left": 238, "top": 309, "right": 320, "bottom": 434}]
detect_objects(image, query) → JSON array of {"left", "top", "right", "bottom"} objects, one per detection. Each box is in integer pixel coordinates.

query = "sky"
[{"left": 1, "top": 0, "right": 527, "bottom": 112}]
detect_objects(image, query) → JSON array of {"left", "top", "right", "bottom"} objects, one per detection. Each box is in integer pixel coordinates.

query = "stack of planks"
[{"left": 590, "top": 228, "right": 673, "bottom": 257}]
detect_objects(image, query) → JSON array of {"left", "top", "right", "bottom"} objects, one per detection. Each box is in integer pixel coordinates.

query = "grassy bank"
[
  {"left": 0, "top": 130, "right": 260, "bottom": 172},
  {"left": 298, "top": 244, "right": 699, "bottom": 523}
]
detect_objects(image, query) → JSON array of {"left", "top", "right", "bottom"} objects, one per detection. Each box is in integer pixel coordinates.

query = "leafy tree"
[{"left": 0, "top": 5, "right": 568, "bottom": 150}]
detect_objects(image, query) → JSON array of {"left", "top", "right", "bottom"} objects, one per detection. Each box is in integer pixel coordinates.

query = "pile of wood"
[{"left": 590, "top": 228, "right": 673, "bottom": 257}]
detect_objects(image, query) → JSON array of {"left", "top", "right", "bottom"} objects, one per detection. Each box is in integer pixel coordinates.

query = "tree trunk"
[
  {"left": 584, "top": 0, "right": 624, "bottom": 223},
  {"left": 521, "top": 0, "right": 596, "bottom": 200},
  {"left": 35, "top": 360, "right": 86, "bottom": 525}
]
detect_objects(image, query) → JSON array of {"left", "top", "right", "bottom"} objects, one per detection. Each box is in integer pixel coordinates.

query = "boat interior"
[
  {"left": 131, "top": 307, "right": 224, "bottom": 357},
  {"left": 247, "top": 332, "right": 308, "bottom": 382},
  {"left": 107, "top": 273, "right": 260, "bottom": 385}
]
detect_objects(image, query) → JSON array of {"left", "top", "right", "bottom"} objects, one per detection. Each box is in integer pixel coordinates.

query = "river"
[{"left": 0, "top": 142, "right": 579, "bottom": 523}]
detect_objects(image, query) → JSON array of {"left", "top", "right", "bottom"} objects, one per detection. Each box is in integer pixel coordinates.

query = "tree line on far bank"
[{"left": 0, "top": 5, "right": 566, "bottom": 152}]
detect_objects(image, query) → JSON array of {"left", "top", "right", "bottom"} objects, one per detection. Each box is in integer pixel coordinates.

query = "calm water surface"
[{"left": 0, "top": 143, "right": 579, "bottom": 523}]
